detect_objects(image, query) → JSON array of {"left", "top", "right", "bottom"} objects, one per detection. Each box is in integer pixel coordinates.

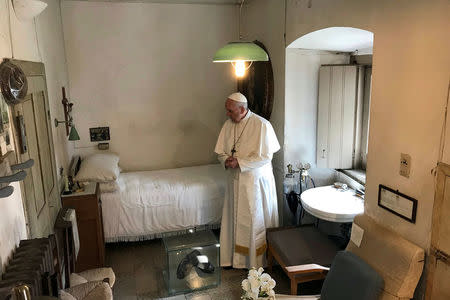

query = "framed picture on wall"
[
  {"left": 378, "top": 184, "right": 417, "bottom": 223},
  {"left": 89, "top": 127, "right": 110, "bottom": 142}
]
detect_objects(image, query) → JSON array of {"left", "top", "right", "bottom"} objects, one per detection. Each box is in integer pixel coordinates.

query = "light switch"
[{"left": 400, "top": 153, "right": 411, "bottom": 178}]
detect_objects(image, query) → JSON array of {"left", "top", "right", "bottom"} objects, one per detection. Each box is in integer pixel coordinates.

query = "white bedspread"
[{"left": 101, "top": 164, "right": 226, "bottom": 242}]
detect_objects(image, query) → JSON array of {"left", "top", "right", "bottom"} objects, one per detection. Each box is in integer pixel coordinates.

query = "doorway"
[{"left": 283, "top": 26, "right": 374, "bottom": 226}]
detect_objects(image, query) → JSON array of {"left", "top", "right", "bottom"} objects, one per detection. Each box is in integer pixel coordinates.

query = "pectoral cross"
[{"left": 231, "top": 147, "right": 236, "bottom": 157}]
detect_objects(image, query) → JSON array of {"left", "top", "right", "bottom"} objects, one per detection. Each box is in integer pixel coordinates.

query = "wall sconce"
[
  {"left": 12, "top": 0, "right": 48, "bottom": 22},
  {"left": 54, "top": 87, "right": 80, "bottom": 141}
]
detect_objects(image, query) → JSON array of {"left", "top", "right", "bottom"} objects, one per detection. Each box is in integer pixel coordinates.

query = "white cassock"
[{"left": 215, "top": 110, "right": 280, "bottom": 269}]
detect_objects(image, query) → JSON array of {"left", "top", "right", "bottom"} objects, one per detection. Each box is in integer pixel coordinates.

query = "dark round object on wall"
[
  {"left": 237, "top": 40, "right": 274, "bottom": 120},
  {"left": 0, "top": 59, "right": 28, "bottom": 105}
]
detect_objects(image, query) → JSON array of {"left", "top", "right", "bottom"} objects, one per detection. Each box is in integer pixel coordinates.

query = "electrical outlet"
[{"left": 399, "top": 153, "right": 411, "bottom": 178}]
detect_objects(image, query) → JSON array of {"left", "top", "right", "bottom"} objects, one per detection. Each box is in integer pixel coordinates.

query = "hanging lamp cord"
[{"left": 239, "top": 0, "right": 245, "bottom": 40}]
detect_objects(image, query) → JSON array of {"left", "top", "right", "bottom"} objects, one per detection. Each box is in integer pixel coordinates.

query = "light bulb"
[{"left": 234, "top": 60, "right": 246, "bottom": 77}]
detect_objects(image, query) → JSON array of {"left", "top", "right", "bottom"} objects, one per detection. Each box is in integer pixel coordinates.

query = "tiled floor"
[{"left": 105, "top": 238, "right": 297, "bottom": 300}]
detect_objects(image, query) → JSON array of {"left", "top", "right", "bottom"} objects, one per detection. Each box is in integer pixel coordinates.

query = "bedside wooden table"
[{"left": 61, "top": 182, "right": 105, "bottom": 272}]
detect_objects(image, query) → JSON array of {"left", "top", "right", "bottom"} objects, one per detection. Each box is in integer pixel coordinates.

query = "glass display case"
[{"left": 163, "top": 230, "right": 220, "bottom": 296}]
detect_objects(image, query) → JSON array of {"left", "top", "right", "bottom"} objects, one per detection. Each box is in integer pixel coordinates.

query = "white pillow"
[
  {"left": 75, "top": 153, "right": 120, "bottom": 183},
  {"left": 99, "top": 180, "right": 120, "bottom": 193}
]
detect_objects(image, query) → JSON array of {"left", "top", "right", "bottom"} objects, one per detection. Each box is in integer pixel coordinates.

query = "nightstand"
[{"left": 61, "top": 182, "right": 105, "bottom": 272}]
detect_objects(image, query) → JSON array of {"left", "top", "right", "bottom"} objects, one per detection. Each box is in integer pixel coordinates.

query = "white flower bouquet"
[{"left": 241, "top": 267, "right": 276, "bottom": 300}]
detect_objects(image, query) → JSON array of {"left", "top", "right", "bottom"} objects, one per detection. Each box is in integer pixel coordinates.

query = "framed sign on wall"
[
  {"left": 89, "top": 127, "right": 110, "bottom": 142},
  {"left": 378, "top": 184, "right": 418, "bottom": 223}
]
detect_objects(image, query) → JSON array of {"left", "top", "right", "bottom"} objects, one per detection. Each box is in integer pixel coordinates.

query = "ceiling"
[
  {"left": 288, "top": 27, "right": 374, "bottom": 53},
  {"left": 63, "top": 0, "right": 240, "bottom": 4}
]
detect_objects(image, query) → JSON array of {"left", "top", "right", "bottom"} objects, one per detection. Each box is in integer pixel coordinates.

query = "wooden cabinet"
[
  {"left": 316, "top": 65, "right": 363, "bottom": 169},
  {"left": 61, "top": 183, "right": 105, "bottom": 272}
]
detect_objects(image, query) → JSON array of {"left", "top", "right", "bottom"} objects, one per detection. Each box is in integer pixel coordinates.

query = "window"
[{"left": 316, "top": 64, "right": 371, "bottom": 175}]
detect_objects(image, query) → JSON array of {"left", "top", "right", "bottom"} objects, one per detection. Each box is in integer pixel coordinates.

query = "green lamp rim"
[{"left": 213, "top": 41, "right": 269, "bottom": 62}]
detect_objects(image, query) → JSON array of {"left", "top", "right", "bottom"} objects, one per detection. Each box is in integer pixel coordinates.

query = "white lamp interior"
[{"left": 13, "top": 0, "right": 48, "bottom": 21}]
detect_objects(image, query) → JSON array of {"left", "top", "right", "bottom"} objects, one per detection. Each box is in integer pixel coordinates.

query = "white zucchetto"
[{"left": 228, "top": 92, "right": 247, "bottom": 103}]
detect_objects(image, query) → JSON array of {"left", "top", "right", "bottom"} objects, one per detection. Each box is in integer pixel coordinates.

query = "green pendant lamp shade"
[
  {"left": 213, "top": 42, "right": 268, "bottom": 77},
  {"left": 213, "top": 42, "right": 268, "bottom": 62},
  {"left": 68, "top": 126, "right": 80, "bottom": 141}
]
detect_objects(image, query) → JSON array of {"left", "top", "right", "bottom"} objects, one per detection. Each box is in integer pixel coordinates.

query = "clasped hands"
[{"left": 225, "top": 156, "right": 239, "bottom": 169}]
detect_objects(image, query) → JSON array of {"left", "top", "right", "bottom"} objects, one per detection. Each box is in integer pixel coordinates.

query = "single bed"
[{"left": 72, "top": 155, "right": 226, "bottom": 243}]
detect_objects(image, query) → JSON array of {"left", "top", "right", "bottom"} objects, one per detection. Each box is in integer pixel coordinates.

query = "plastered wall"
[
  {"left": 244, "top": 0, "right": 449, "bottom": 251},
  {"left": 241, "top": 0, "right": 286, "bottom": 223},
  {"left": 284, "top": 49, "right": 349, "bottom": 169},
  {"left": 244, "top": 2, "right": 448, "bottom": 296},
  {"left": 286, "top": 0, "right": 449, "bottom": 251},
  {"left": 61, "top": 1, "right": 238, "bottom": 171},
  {"left": 0, "top": 0, "right": 70, "bottom": 271},
  {"left": 283, "top": 49, "right": 349, "bottom": 222}
]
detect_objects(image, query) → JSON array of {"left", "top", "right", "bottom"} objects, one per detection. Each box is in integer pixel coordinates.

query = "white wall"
[
  {"left": 0, "top": 0, "right": 70, "bottom": 271},
  {"left": 0, "top": 0, "right": 12, "bottom": 58},
  {"left": 242, "top": 0, "right": 286, "bottom": 223},
  {"left": 0, "top": 181, "right": 25, "bottom": 273},
  {"left": 284, "top": 49, "right": 349, "bottom": 223},
  {"left": 284, "top": 0, "right": 450, "bottom": 251},
  {"left": 61, "top": 1, "right": 237, "bottom": 171},
  {"left": 245, "top": 0, "right": 448, "bottom": 297},
  {"left": 35, "top": 0, "right": 73, "bottom": 176},
  {"left": 285, "top": 49, "right": 349, "bottom": 168},
  {"left": 364, "top": 0, "right": 448, "bottom": 251}
]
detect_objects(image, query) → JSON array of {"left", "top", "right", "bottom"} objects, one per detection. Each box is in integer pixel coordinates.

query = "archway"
[{"left": 283, "top": 26, "right": 374, "bottom": 225}]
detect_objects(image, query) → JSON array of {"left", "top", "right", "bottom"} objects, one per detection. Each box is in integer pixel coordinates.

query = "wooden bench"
[{"left": 267, "top": 225, "right": 340, "bottom": 295}]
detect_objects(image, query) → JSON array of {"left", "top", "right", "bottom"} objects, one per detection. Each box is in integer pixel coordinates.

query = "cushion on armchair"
[
  {"left": 69, "top": 273, "right": 88, "bottom": 287},
  {"left": 61, "top": 280, "right": 112, "bottom": 300},
  {"left": 59, "top": 290, "right": 76, "bottom": 300},
  {"left": 267, "top": 226, "right": 340, "bottom": 267},
  {"left": 320, "top": 251, "right": 384, "bottom": 300},
  {"left": 347, "top": 214, "right": 424, "bottom": 299},
  {"left": 81, "top": 282, "right": 113, "bottom": 300},
  {"left": 70, "top": 267, "right": 115, "bottom": 288}
]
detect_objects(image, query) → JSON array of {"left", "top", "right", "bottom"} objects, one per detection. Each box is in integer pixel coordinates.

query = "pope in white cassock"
[{"left": 215, "top": 92, "right": 280, "bottom": 269}]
